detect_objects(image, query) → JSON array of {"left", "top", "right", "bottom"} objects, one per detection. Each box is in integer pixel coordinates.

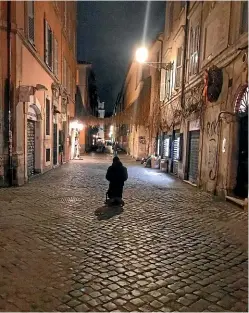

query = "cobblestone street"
[{"left": 0, "top": 154, "right": 248, "bottom": 312}]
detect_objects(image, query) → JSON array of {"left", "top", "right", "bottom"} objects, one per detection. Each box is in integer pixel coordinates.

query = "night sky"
[{"left": 77, "top": 1, "right": 166, "bottom": 113}]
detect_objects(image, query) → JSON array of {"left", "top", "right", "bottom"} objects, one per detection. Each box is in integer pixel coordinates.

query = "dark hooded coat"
[{"left": 106, "top": 159, "right": 128, "bottom": 198}]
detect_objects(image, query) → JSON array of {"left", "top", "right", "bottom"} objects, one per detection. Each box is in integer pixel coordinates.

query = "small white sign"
[{"left": 222, "top": 138, "right": 226, "bottom": 153}]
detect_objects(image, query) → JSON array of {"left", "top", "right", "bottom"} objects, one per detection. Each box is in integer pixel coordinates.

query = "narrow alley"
[{"left": 0, "top": 155, "right": 248, "bottom": 312}]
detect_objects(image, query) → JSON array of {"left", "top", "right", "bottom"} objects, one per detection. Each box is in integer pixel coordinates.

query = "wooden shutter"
[
  {"left": 44, "top": 20, "right": 49, "bottom": 65},
  {"left": 27, "top": 1, "right": 35, "bottom": 43},
  {"left": 54, "top": 37, "right": 58, "bottom": 76},
  {"left": 175, "top": 47, "right": 183, "bottom": 89},
  {"left": 63, "top": 58, "right": 67, "bottom": 87},
  {"left": 160, "top": 68, "right": 166, "bottom": 101},
  {"left": 44, "top": 20, "right": 53, "bottom": 69}
]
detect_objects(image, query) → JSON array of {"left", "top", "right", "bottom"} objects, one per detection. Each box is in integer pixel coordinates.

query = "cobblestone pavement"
[{"left": 0, "top": 154, "right": 248, "bottom": 312}]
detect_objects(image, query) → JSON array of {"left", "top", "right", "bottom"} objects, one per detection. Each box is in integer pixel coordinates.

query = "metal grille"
[
  {"left": 188, "top": 131, "right": 200, "bottom": 184},
  {"left": 172, "top": 133, "right": 180, "bottom": 175},
  {"left": 163, "top": 136, "right": 170, "bottom": 158},
  {"left": 27, "top": 120, "right": 35, "bottom": 177}
]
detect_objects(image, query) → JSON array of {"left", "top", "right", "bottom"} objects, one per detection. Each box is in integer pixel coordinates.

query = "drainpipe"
[
  {"left": 180, "top": 1, "right": 190, "bottom": 110},
  {"left": 156, "top": 37, "right": 163, "bottom": 156},
  {"left": 7, "top": 1, "right": 13, "bottom": 186}
]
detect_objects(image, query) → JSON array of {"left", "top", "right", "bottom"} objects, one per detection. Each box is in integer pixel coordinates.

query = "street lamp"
[
  {"left": 136, "top": 47, "right": 149, "bottom": 64},
  {"left": 135, "top": 46, "right": 173, "bottom": 70}
]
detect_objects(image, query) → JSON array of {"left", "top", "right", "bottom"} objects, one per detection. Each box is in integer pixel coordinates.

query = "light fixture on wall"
[{"left": 70, "top": 120, "right": 84, "bottom": 131}]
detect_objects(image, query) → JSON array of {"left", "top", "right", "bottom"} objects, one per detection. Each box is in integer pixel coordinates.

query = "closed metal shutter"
[
  {"left": 53, "top": 124, "right": 58, "bottom": 165},
  {"left": 172, "top": 133, "right": 180, "bottom": 175},
  {"left": 163, "top": 136, "right": 170, "bottom": 158},
  {"left": 27, "top": 120, "right": 35, "bottom": 177},
  {"left": 188, "top": 131, "right": 200, "bottom": 183}
]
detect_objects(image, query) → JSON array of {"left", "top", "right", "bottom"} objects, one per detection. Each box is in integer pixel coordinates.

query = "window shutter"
[
  {"left": 240, "top": 1, "right": 248, "bottom": 34},
  {"left": 48, "top": 26, "right": 53, "bottom": 69},
  {"left": 63, "top": 58, "right": 67, "bottom": 87},
  {"left": 44, "top": 20, "right": 53, "bottom": 69},
  {"left": 27, "top": 1, "right": 35, "bottom": 43},
  {"left": 160, "top": 68, "right": 166, "bottom": 101},
  {"left": 175, "top": 47, "right": 183, "bottom": 89},
  {"left": 44, "top": 20, "right": 49, "bottom": 65},
  {"left": 54, "top": 37, "right": 58, "bottom": 76}
]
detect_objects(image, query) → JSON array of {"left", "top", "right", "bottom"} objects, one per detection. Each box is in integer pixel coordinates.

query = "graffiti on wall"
[
  {"left": 206, "top": 118, "right": 220, "bottom": 181},
  {"left": 206, "top": 119, "right": 220, "bottom": 138}
]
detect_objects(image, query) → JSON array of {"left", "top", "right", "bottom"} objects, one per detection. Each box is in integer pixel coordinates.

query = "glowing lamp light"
[
  {"left": 136, "top": 47, "right": 149, "bottom": 63},
  {"left": 70, "top": 120, "right": 84, "bottom": 130}
]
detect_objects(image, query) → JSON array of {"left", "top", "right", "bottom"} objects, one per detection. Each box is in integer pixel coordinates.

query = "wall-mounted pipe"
[{"left": 7, "top": 1, "right": 13, "bottom": 186}]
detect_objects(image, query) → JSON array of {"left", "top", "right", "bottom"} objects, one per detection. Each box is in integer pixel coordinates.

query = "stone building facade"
[
  {"left": 0, "top": 1, "right": 77, "bottom": 186},
  {"left": 114, "top": 38, "right": 162, "bottom": 160},
  {"left": 159, "top": 1, "right": 248, "bottom": 199}
]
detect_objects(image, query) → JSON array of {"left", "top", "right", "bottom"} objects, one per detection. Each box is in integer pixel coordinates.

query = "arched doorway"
[{"left": 234, "top": 84, "right": 248, "bottom": 198}]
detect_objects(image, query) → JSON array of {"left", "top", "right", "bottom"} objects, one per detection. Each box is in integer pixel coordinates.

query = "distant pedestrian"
[{"left": 113, "top": 142, "right": 118, "bottom": 157}]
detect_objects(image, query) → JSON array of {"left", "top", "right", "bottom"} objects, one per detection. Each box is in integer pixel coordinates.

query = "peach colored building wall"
[{"left": 0, "top": 1, "right": 77, "bottom": 186}]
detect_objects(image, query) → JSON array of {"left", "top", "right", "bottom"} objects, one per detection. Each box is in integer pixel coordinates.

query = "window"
[
  {"left": 27, "top": 1, "right": 35, "bottom": 43},
  {"left": 46, "top": 98, "right": 50, "bottom": 135},
  {"left": 164, "top": 137, "right": 170, "bottom": 157},
  {"left": 175, "top": 46, "right": 183, "bottom": 89},
  {"left": 46, "top": 148, "right": 50, "bottom": 162},
  {"left": 63, "top": 2, "right": 67, "bottom": 31},
  {"left": 44, "top": 20, "right": 53, "bottom": 69},
  {"left": 67, "top": 66, "right": 71, "bottom": 93},
  {"left": 175, "top": 136, "right": 180, "bottom": 160},
  {"left": 165, "top": 65, "right": 173, "bottom": 100},
  {"left": 168, "top": 3, "right": 174, "bottom": 35},
  {"left": 54, "top": 37, "right": 58, "bottom": 77},
  {"left": 240, "top": 1, "right": 248, "bottom": 34},
  {"left": 160, "top": 68, "right": 166, "bottom": 101},
  {"left": 63, "top": 57, "right": 67, "bottom": 88},
  {"left": 160, "top": 64, "right": 173, "bottom": 101},
  {"left": 189, "top": 25, "right": 200, "bottom": 76}
]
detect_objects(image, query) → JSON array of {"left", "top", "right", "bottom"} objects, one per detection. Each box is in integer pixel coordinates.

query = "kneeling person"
[{"left": 106, "top": 157, "right": 128, "bottom": 205}]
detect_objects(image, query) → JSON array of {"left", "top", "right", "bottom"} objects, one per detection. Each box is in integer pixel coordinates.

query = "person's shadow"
[{"left": 95, "top": 205, "right": 124, "bottom": 220}]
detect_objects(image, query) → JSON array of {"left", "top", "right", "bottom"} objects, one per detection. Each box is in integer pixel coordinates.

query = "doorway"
[
  {"left": 27, "top": 120, "right": 35, "bottom": 177},
  {"left": 53, "top": 123, "right": 58, "bottom": 165},
  {"left": 187, "top": 130, "right": 200, "bottom": 184},
  {"left": 234, "top": 85, "right": 248, "bottom": 198}
]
